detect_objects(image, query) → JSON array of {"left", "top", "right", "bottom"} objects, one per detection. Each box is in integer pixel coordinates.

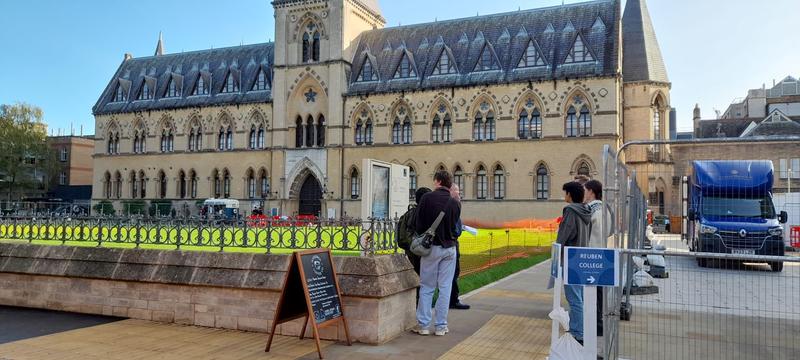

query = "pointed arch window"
[
  {"left": 305, "top": 115, "right": 315, "bottom": 148},
  {"left": 222, "top": 72, "right": 238, "bottom": 93},
  {"left": 258, "top": 125, "right": 265, "bottom": 148},
  {"left": 188, "top": 125, "right": 202, "bottom": 151},
  {"left": 166, "top": 77, "right": 180, "bottom": 98},
  {"left": 223, "top": 170, "right": 231, "bottom": 198},
  {"left": 107, "top": 132, "right": 119, "bottom": 155},
  {"left": 409, "top": 167, "right": 417, "bottom": 201},
  {"left": 357, "top": 58, "right": 376, "bottom": 82},
  {"left": 475, "top": 45, "right": 499, "bottom": 72},
  {"left": 565, "top": 35, "right": 594, "bottom": 64},
  {"left": 130, "top": 171, "right": 138, "bottom": 199},
  {"left": 104, "top": 172, "right": 112, "bottom": 199},
  {"left": 394, "top": 53, "right": 416, "bottom": 79},
  {"left": 160, "top": 129, "right": 174, "bottom": 153},
  {"left": 295, "top": 116, "right": 304, "bottom": 148},
  {"left": 179, "top": 171, "right": 187, "bottom": 199},
  {"left": 350, "top": 168, "right": 360, "bottom": 199},
  {"left": 158, "top": 171, "right": 167, "bottom": 199},
  {"left": 519, "top": 41, "right": 546, "bottom": 68},
  {"left": 493, "top": 165, "right": 506, "bottom": 200},
  {"left": 431, "top": 104, "right": 453, "bottom": 143},
  {"left": 133, "top": 130, "right": 145, "bottom": 154},
  {"left": 402, "top": 118, "right": 412, "bottom": 144},
  {"left": 316, "top": 115, "right": 326, "bottom": 147},
  {"left": 259, "top": 169, "right": 270, "bottom": 198},
  {"left": 114, "top": 83, "right": 127, "bottom": 102},
  {"left": 114, "top": 172, "right": 122, "bottom": 199},
  {"left": 473, "top": 103, "right": 496, "bottom": 141},
  {"left": 247, "top": 169, "right": 256, "bottom": 199},
  {"left": 476, "top": 166, "right": 488, "bottom": 200},
  {"left": 139, "top": 171, "right": 147, "bottom": 199},
  {"left": 392, "top": 119, "right": 402, "bottom": 144},
  {"left": 454, "top": 166, "right": 465, "bottom": 198},
  {"left": 253, "top": 69, "right": 269, "bottom": 91},
  {"left": 577, "top": 161, "right": 591, "bottom": 177},
  {"left": 212, "top": 170, "right": 221, "bottom": 198},
  {"left": 518, "top": 99, "right": 542, "bottom": 139},
  {"left": 354, "top": 110, "right": 373, "bottom": 146},
  {"left": 193, "top": 76, "right": 209, "bottom": 95},
  {"left": 302, "top": 24, "right": 321, "bottom": 63},
  {"left": 392, "top": 106, "right": 412, "bottom": 145},
  {"left": 432, "top": 50, "right": 455, "bottom": 75},
  {"left": 189, "top": 170, "right": 198, "bottom": 199},
  {"left": 536, "top": 165, "right": 549, "bottom": 200}
]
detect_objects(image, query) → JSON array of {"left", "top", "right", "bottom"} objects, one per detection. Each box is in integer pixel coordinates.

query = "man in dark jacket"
[
  {"left": 556, "top": 181, "right": 592, "bottom": 343},
  {"left": 411, "top": 170, "right": 460, "bottom": 337}
]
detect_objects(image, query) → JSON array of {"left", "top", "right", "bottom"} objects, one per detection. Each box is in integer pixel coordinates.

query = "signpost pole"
[
  {"left": 583, "top": 286, "right": 597, "bottom": 360},
  {"left": 550, "top": 244, "right": 562, "bottom": 347}
]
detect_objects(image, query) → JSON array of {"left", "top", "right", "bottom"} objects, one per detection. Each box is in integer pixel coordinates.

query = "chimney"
[{"left": 693, "top": 104, "right": 702, "bottom": 137}]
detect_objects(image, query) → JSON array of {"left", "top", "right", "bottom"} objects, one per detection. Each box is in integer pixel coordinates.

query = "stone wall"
[{"left": 0, "top": 244, "right": 418, "bottom": 344}]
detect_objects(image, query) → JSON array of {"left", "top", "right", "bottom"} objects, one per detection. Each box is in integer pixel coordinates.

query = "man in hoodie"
[{"left": 556, "top": 181, "right": 592, "bottom": 343}]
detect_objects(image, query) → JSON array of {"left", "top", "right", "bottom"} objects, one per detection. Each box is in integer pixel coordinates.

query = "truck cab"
[{"left": 687, "top": 161, "right": 788, "bottom": 272}]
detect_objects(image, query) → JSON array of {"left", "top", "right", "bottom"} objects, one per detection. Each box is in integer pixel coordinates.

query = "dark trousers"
[
  {"left": 450, "top": 243, "right": 461, "bottom": 306},
  {"left": 597, "top": 288, "right": 604, "bottom": 335}
]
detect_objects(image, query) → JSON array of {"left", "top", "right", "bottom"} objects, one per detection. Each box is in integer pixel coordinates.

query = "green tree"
[{"left": 0, "top": 103, "right": 54, "bottom": 201}]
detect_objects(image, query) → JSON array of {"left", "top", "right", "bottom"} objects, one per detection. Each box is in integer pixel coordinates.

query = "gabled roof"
[
  {"left": 622, "top": 0, "right": 668, "bottom": 83},
  {"left": 741, "top": 109, "right": 800, "bottom": 137},
  {"left": 93, "top": 43, "right": 274, "bottom": 116},
  {"left": 347, "top": 0, "right": 620, "bottom": 95}
]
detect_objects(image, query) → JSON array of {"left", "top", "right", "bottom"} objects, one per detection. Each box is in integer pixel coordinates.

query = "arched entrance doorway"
[{"left": 298, "top": 175, "right": 322, "bottom": 216}]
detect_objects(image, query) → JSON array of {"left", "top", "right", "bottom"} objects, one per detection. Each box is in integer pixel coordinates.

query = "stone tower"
[
  {"left": 270, "top": 0, "right": 385, "bottom": 216},
  {"left": 621, "top": 0, "right": 674, "bottom": 215},
  {"left": 693, "top": 103, "right": 702, "bottom": 137}
]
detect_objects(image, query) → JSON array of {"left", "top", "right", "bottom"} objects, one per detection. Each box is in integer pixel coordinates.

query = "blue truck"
[{"left": 687, "top": 160, "right": 788, "bottom": 272}]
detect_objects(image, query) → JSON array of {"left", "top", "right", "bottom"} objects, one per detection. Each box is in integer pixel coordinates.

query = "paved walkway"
[{"left": 0, "top": 262, "right": 558, "bottom": 360}]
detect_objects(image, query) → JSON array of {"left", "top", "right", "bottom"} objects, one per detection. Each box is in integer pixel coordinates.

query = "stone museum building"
[{"left": 91, "top": 0, "right": 671, "bottom": 221}]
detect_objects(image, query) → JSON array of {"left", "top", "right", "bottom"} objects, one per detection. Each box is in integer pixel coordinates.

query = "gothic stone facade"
[{"left": 92, "top": 0, "right": 671, "bottom": 222}]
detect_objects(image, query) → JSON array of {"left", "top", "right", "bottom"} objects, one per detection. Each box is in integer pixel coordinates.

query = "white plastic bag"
[
  {"left": 632, "top": 256, "right": 646, "bottom": 270},
  {"left": 633, "top": 269, "right": 655, "bottom": 287},
  {"left": 647, "top": 254, "right": 666, "bottom": 268},
  {"left": 549, "top": 306, "right": 570, "bottom": 331},
  {"left": 550, "top": 333, "right": 584, "bottom": 360}
]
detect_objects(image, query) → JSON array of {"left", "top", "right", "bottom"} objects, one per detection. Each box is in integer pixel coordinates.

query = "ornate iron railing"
[{"left": 0, "top": 216, "right": 399, "bottom": 255}]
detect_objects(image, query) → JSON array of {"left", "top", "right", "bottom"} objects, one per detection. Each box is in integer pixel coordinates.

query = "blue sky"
[{"left": 0, "top": 0, "right": 797, "bottom": 135}]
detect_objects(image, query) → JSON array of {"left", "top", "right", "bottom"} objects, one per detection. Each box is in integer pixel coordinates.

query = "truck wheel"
[
  {"left": 697, "top": 257, "right": 707, "bottom": 268},
  {"left": 770, "top": 262, "right": 784, "bottom": 272}
]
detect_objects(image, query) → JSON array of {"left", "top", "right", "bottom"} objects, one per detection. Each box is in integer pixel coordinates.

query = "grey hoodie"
[{"left": 556, "top": 203, "right": 593, "bottom": 248}]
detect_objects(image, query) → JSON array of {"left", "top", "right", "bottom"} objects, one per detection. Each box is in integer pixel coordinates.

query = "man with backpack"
[
  {"left": 411, "top": 170, "right": 460, "bottom": 337},
  {"left": 397, "top": 187, "right": 432, "bottom": 276}
]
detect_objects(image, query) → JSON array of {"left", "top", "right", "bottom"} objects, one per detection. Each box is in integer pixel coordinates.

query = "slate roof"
[
  {"left": 347, "top": 0, "right": 621, "bottom": 95},
  {"left": 742, "top": 110, "right": 800, "bottom": 137},
  {"left": 93, "top": 43, "right": 274, "bottom": 116},
  {"left": 621, "top": 0, "right": 668, "bottom": 83},
  {"left": 697, "top": 118, "right": 759, "bottom": 138}
]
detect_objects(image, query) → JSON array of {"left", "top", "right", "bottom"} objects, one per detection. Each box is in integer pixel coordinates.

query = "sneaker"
[
  {"left": 434, "top": 326, "right": 449, "bottom": 336},
  {"left": 411, "top": 324, "right": 430, "bottom": 336}
]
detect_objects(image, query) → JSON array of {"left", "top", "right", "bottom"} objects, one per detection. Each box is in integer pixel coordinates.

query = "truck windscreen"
[{"left": 701, "top": 196, "right": 776, "bottom": 219}]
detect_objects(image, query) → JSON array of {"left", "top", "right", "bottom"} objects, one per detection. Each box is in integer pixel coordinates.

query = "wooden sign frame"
[{"left": 265, "top": 249, "right": 352, "bottom": 359}]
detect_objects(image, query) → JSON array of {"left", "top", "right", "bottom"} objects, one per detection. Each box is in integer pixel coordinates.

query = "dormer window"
[
  {"left": 357, "top": 58, "right": 376, "bottom": 82},
  {"left": 222, "top": 72, "right": 238, "bottom": 93},
  {"left": 193, "top": 75, "right": 208, "bottom": 95},
  {"left": 518, "top": 41, "right": 546, "bottom": 68},
  {"left": 565, "top": 35, "right": 595, "bottom": 64},
  {"left": 474, "top": 45, "right": 499, "bottom": 72},
  {"left": 253, "top": 69, "right": 269, "bottom": 91},
  {"left": 138, "top": 81, "right": 153, "bottom": 100},
  {"left": 114, "top": 83, "right": 126, "bottom": 102},
  {"left": 394, "top": 53, "right": 416, "bottom": 79},
  {"left": 432, "top": 50, "right": 455, "bottom": 75},
  {"left": 165, "top": 78, "right": 180, "bottom": 98}
]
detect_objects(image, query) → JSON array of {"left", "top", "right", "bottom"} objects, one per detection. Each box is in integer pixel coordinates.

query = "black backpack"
[{"left": 396, "top": 205, "right": 417, "bottom": 251}]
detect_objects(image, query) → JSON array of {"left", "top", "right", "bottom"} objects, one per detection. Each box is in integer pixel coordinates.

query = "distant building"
[{"left": 47, "top": 136, "right": 94, "bottom": 203}]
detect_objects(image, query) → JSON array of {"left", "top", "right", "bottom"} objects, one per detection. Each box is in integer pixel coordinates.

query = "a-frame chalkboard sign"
[{"left": 265, "top": 249, "right": 351, "bottom": 359}]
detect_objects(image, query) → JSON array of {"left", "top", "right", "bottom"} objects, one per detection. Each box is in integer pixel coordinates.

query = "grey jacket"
[{"left": 556, "top": 203, "right": 593, "bottom": 248}]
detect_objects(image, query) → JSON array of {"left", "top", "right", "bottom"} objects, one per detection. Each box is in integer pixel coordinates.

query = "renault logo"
[{"left": 739, "top": 229, "right": 748, "bottom": 238}]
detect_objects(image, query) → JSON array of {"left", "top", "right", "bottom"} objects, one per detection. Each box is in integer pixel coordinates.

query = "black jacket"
[{"left": 414, "top": 187, "right": 461, "bottom": 248}]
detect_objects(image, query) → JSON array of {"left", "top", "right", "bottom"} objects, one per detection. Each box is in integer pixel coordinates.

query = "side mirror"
[
  {"left": 687, "top": 209, "right": 696, "bottom": 221},
  {"left": 779, "top": 211, "right": 788, "bottom": 224}
]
